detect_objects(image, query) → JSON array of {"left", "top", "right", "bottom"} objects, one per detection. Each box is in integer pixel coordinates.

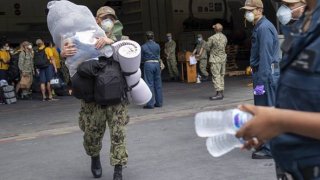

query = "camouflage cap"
[
  {"left": 96, "top": 6, "right": 118, "bottom": 19},
  {"left": 240, "top": 0, "right": 264, "bottom": 10},
  {"left": 213, "top": 23, "right": 223, "bottom": 32},
  {"left": 146, "top": 31, "right": 154, "bottom": 36},
  {"left": 146, "top": 31, "right": 154, "bottom": 40},
  {"left": 197, "top": 34, "right": 203, "bottom": 38}
]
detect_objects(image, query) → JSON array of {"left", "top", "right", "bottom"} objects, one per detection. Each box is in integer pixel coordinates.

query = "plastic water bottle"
[
  {"left": 206, "top": 133, "right": 243, "bottom": 157},
  {"left": 195, "top": 109, "right": 253, "bottom": 137}
]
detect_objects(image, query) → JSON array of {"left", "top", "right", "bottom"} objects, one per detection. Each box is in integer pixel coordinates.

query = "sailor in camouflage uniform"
[
  {"left": 18, "top": 41, "right": 34, "bottom": 99},
  {"left": 164, "top": 33, "right": 179, "bottom": 81},
  {"left": 193, "top": 34, "right": 209, "bottom": 81},
  {"left": 207, "top": 23, "right": 228, "bottom": 100},
  {"left": 61, "top": 6, "right": 128, "bottom": 180}
]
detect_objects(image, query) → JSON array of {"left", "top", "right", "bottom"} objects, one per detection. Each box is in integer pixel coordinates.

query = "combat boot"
[
  {"left": 113, "top": 165, "right": 122, "bottom": 180},
  {"left": 209, "top": 91, "right": 224, "bottom": 100},
  {"left": 91, "top": 155, "right": 102, "bottom": 178}
]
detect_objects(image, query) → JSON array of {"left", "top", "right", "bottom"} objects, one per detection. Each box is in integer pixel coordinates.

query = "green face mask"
[{"left": 111, "top": 20, "right": 123, "bottom": 41}]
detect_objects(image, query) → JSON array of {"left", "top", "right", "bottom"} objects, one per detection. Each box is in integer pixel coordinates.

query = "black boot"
[
  {"left": 209, "top": 91, "right": 224, "bottom": 100},
  {"left": 91, "top": 155, "right": 102, "bottom": 178},
  {"left": 201, "top": 76, "right": 208, "bottom": 81},
  {"left": 113, "top": 165, "right": 122, "bottom": 180}
]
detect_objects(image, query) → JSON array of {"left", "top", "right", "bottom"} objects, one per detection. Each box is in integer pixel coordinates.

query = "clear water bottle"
[
  {"left": 195, "top": 109, "right": 253, "bottom": 137},
  {"left": 206, "top": 133, "right": 243, "bottom": 157}
]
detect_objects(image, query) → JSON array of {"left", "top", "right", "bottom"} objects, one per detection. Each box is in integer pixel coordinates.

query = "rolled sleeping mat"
[
  {"left": 125, "top": 68, "right": 141, "bottom": 88},
  {"left": 128, "top": 78, "right": 152, "bottom": 105},
  {"left": 112, "top": 40, "right": 141, "bottom": 73}
]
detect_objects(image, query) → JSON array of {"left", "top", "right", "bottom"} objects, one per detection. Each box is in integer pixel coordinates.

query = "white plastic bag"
[{"left": 47, "top": 0, "right": 113, "bottom": 76}]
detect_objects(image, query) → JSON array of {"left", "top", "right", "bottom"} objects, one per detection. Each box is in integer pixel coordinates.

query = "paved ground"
[
  {"left": 0, "top": 77, "right": 253, "bottom": 139},
  {"left": 0, "top": 77, "right": 277, "bottom": 180},
  {"left": 0, "top": 116, "right": 275, "bottom": 180}
]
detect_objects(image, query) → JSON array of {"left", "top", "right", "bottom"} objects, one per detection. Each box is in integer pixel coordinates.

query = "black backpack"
[
  {"left": 71, "top": 72, "right": 95, "bottom": 103},
  {"left": 94, "top": 58, "right": 127, "bottom": 106},
  {"left": 7, "top": 52, "right": 20, "bottom": 83},
  {"left": 34, "top": 48, "right": 50, "bottom": 68},
  {"left": 71, "top": 57, "right": 127, "bottom": 106}
]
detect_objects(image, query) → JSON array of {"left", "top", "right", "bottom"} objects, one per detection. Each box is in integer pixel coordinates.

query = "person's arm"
[
  {"left": 157, "top": 44, "right": 161, "bottom": 60},
  {"left": 170, "top": 41, "right": 176, "bottom": 56},
  {"left": 18, "top": 51, "right": 25, "bottom": 72},
  {"left": 192, "top": 48, "right": 197, "bottom": 55},
  {"left": 47, "top": 48, "right": 57, "bottom": 73},
  {"left": 60, "top": 41, "right": 77, "bottom": 58},
  {"left": 236, "top": 104, "right": 320, "bottom": 142},
  {"left": 2, "top": 52, "right": 10, "bottom": 63},
  {"left": 95, "top": 36, "right": 114, "bottom": 49},
  {"left": 164, "top": 43, "right": 169, "bottom": 59},
  {"left": 198, "top": 47, "right": 204, "bottom": 58}
]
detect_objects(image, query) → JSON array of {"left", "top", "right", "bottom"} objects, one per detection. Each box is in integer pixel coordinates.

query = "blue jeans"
[
  {"left": 143, "top": 62, "right": 163, "bottom": 107},
  {"left": 0, "top": 70, "right": 7, "bottom": 81}
]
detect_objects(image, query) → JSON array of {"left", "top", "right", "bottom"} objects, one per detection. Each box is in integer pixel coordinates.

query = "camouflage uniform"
[
  {"left": 18, "top": 51, "right": 34, "bottom": 74},
  {"left": 195, "top": 40, "right": 209, "bottom": 77},
  {"left": 18, "top": 51, "right": 34, "bottom": 90},
  {"left": 79, "top": 101, "right": 129, "bottom": 166},
  {"left": 78, "top": 21, "right": 130, "bottom": 166},
  {"left": 207, "top": 32, "right": 227, "bottom": 91},
  {"left": 164, "top": 40, "right": 179, "bottom": 78}
]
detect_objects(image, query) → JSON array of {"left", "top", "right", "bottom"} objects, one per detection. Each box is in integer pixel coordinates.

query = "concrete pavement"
[
  {"left": 0, "top": 76, "right": 278, "bottom": 180},
  {"left": 0, "top": 77, "right": 253, "bottom": 139},
  {"left": 0, "top": 116, "right": 275, "bottom": 180}
]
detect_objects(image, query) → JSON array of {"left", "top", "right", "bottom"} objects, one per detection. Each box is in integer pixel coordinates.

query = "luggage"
[{"left": 0, "top": 85, "right": 17, "bottom": 104}]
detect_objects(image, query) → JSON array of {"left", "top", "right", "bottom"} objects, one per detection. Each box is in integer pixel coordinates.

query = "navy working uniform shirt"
[
  {"left": 250, "top": 16, "right": 280, "bottom": 106},
  {"left": 270, "top": 2, "right": 320, "bottom": 179},
  {"left": 141, "top": 40, "right": 160, "bottom": 63}
]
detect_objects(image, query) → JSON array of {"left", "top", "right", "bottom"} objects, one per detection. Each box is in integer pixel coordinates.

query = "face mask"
[
  {"left": 101, "top": 19, "right": 114, "bottom": 33},
  {"left": 197, "top": 38, "right": 202, "bottom": 42},
  {"left": 4, "top": 46, "right": 9, "bottom": 51},
  {"left": 10, "top": 50, "right": 14, "bottom": 54},
  {"left": 277, "top": 5, "right": 305, "bottom": 25},
  {"left": 28, "top": 45, "right": 32, "bottom": 49},
  {"left": 245, "top": 11, "right": 255, "bottom": 23},
  {"left": 276, "top": 5, "right": 292, "bottom": 25},
  {"left": 167, "top": 36, "right": 172, "bottom": 41}
]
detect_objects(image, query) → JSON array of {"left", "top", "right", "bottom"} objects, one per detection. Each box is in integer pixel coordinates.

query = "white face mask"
[
  {"left": 245, "top": 11, "right": 255, "bottom": 23},
  {"left": 101, "top": 19, "right": 114, "bottom": 33},
  {"left": 197, "top": 38, "right": 202, "bottom": 42},
  {"left": 277, "top": 5, "right": 305, "bottom": 25},
  {"left": 28, "top": 45, "right": 32, "bottom": 49},
  {"left": 4, "top": 46, "right": 10, "bottom": 51},
  {"left": 276, "top": 5, "right": 292, "bottom": 25}
]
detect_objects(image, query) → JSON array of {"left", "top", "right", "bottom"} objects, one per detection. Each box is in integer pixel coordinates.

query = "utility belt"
[
  {"left": 145, "top": 60, "right": 159, "bottom": 63},
  {"left": 251, "top": 63, "right": 279, "bottom": 73},
  {"left": 283, "top": 166, "right": 320, "bottom": 180}
]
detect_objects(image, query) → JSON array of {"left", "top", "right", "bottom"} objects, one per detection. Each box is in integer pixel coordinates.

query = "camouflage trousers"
[
  {"left": 166, "top": 58, "right": 179, "bottom": 78},
  {"left": 79, "top": 101, "right": 129, "bottom": 166},
  {"left": 210, "top": 61, "right": 226, "bottom": 91},
  {"left": 199, "top": 58, "right": 209, "bottom": 77}
]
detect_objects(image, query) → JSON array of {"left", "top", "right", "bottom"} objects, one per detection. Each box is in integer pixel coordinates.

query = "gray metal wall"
[{"left": 121, "top": 0, "right": 173, "bottom": 43}]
